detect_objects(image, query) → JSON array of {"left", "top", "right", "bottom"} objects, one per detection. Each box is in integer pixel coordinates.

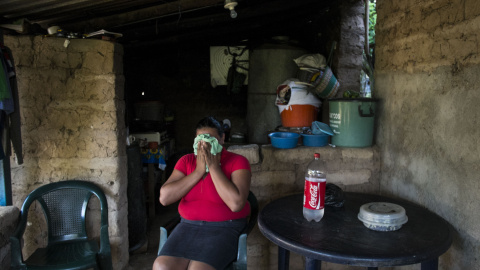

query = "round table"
[{"left": 258, "top": 192, "right": 453, "bottom": 270}]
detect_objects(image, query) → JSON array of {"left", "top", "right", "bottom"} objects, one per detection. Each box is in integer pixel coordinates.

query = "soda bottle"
[{"left": 303, "top": 153, "right": 326, "bottom": 222}]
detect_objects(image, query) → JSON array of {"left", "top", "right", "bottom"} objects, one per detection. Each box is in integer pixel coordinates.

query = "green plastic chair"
[
  {"left": 157, "top": 191, "right": 258, "bottom": 270},
  {"left": 10, "top": 180, "right": 113, "bottom": 270}
]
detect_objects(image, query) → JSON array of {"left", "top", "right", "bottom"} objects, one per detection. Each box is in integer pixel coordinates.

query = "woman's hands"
[
  {"left": 160, "top": 141, "right": 213, "bottom": 206},
  {"left": 194, "top": 140, "right": 207, "bottom": 175},
  {"left": 197, "top": 140, "right": 221, "bottom": 171},
  {"left": 161, "top": 140, "right": 220, "bottom": 206}
]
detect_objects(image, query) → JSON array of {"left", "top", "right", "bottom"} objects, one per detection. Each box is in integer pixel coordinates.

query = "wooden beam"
[{"left": 61, "top": 0, "right": 224, "bottom": 32}]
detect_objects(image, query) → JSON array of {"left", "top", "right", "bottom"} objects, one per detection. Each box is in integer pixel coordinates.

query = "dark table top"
[{"left": 258, "top": 192, "right": 453, "bottom": 267}]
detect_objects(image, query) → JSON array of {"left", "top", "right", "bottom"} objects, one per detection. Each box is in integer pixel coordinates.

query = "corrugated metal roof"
[
  {"left": 0, "top": 0, "right": 222, "bottom": 28},
  {"left": 0, "top": 0, "right": 337, "bottom": 46}
]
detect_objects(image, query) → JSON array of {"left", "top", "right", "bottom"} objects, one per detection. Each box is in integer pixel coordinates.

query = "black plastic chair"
[
  {"left": 157, "top": 191, "right": 258, "bottom": 270},
  {"left": 10, "top": 180, "right": 112, "bottom": 270}
]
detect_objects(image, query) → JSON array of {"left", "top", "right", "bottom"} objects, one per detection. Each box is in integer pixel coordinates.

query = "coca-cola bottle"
[{"left": 303, "top": 153, "right": 326, "bottom": 222}]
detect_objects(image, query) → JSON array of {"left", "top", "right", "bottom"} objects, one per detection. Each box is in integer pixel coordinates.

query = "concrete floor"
[{"left": 127, "top": 203, "right": 179, "bottom": 270}]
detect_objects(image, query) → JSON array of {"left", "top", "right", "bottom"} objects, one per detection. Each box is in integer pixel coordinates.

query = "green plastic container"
[{"left": 329, "top": 98, "right": 378, "bottom": 147}]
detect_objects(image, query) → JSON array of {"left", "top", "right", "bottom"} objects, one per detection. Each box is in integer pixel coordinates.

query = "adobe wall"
[
  {"left": 375, "top": 0, "right": 480, "bottom": 269},
  {"left": 4, "top": 35, "right": 129, "bottom": 270}
]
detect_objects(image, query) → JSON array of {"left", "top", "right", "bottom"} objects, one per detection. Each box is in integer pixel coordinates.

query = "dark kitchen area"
[
  {"left": 4, "top": 0, "right": 477, "bottom": 270},
  {"left": 122, "top": 0, "right": 343, "bottom": 152}
]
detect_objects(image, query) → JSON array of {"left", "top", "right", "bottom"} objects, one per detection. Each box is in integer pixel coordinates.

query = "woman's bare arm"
[
  {"left": 159, "top": 148, "right": 207, "bottom": 206},
  {"left": 209, "top": 166, "right": 251, "bottom": 212},
  {"left": 201, "top": 141, "right": 251, "bottom": 212},
  {"left": 159, "top": 169, "right": 203, "bottom": 206}
]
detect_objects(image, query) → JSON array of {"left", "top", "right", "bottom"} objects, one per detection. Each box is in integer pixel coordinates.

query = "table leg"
[
  {"left": 305, "top": 257, "right": 321, "bottom": 270},
  {"left": 421, "top": 258, "right": 438, "bottom": 270},
  {"left": 278, "top": 247, "right": 290, "bottom": 270}
]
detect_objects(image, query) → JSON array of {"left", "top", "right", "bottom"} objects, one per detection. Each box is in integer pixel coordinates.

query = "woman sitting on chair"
[{"left": 153, "top": 116, "right": 251, "bottom": 270}]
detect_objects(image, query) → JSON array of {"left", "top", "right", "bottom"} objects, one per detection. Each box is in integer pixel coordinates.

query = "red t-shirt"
[{"left": 174, "top": 149, "right": 251, "bottom": 221}]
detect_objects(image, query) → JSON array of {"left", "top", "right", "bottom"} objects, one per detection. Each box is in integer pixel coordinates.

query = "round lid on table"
[{"left": 358, "top": 202, "right": 408, "bottom": 226}]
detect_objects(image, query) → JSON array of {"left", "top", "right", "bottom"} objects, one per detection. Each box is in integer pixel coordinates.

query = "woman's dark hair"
[{"left": 195, "top": 116, "right": 224, "bottom": 137}]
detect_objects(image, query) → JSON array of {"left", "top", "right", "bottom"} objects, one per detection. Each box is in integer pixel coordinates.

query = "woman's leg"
[
  {"left": 153, "top": 255, "right": 190, "bottom": 270},
  {"left": 188, "top": 260, "right": 216, "bottom": 270}
]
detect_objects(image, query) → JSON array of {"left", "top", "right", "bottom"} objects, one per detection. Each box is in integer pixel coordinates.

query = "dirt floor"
[{"left": 128, "top": 203, "right": 179, "bottom": 270}]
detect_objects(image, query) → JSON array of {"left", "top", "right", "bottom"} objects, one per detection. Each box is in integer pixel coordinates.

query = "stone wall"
[
  {"left": 335, "top": 0, "right": 365, "bottom": 95},
  {"left": 4, "top": 35, "right": 129, "bottom": 270},
  {"left": 375, "top": 0, "right": 480, "bottom": 269},
  {"left": 228, "top": 144, "right": 380, "bottom": 270}
]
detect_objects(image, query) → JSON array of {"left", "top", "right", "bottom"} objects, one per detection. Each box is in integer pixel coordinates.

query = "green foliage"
[
  {"left": 368, "top": 0, "right": 376, "bottom": 57},
  {"left": 368, "top": 0, "right": 376, "bottom": 45}
]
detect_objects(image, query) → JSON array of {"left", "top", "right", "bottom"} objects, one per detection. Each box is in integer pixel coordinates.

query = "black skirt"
[{"left": 159, "top": 218, "right": 247, "bottom": 270}]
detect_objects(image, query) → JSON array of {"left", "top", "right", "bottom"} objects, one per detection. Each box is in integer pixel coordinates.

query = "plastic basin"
[
  {"left": 268, "top": 132, "right": 300, "bottom": 149},
  {"left": 301, "top": 133, "right": 329, "bottom": 147}
]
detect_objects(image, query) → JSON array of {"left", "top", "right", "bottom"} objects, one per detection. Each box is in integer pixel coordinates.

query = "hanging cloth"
[
  {"left": 226, "top": 46, "right": 248, "bottom": 95},
  {"left": 227, "top": 64, "right": 246, "bottom": 94},
  {"left": 0, "top": 43, "right": 23, "bottom": 164},
  {"left": 0, "top": 58, "right": 11, "bottom": 100},
  {"left": 0, "top": 46, "right": 13, "bottom": 114}
]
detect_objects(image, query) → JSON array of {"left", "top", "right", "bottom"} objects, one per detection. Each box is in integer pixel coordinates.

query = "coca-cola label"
[{"left": 303, "top": 178, "right": 326, "bottom": 210}]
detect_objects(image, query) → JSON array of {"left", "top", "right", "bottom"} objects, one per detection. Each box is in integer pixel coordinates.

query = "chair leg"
[
  {"left": 230, "top": 233, "right": 247, "bottom": 270},
  {"left": 157, "top": 227, "right": 168, "bottom": 256}
]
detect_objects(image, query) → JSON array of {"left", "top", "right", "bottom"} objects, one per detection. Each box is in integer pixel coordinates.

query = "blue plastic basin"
[
  {"left": 301, "top": 133, "right": 329, "bottom": 147},
  {"left": 268, "top": 132, "right": 300, "bottom": 149}
]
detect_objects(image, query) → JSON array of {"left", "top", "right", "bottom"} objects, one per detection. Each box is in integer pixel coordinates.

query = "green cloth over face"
[{"left": 193, "top": 134, "right": 223, "bottom": 172}]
